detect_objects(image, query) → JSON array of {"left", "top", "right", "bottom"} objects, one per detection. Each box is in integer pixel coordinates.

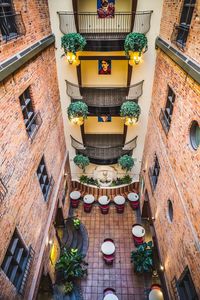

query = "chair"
[
  {"left": 132, "top": 224, "right": 145, "bottom": 246},
  {"left": 102, "top": 239, "right": 115, "bottom": 265},
  {"left": 83, "top": 202, "right": 93, "bottom": 213},
  {"left": 116, "top": 204, "right": 125, "bottom": 213},
  {"left": 100, "top": 204, "right": 109, "bottom": 214}
]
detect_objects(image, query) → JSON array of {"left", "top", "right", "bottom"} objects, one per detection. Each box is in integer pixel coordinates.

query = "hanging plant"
[
  {"left": 131, "top": 241, "right": 153, "bottom": 273},
  {"left": 124, "top": 33, "right": 147, "bottom": 65},
  {"left": 74, "top": 154, "right": 90, "bottom": 173},
  {"left": 124, "top": 33, "right": 148, "bottom": 55},
  {"left": 118, "top": 155, "right": 134, "bottom": 173},
  {"left": 61, "top": 33, "right": 86, "bottom": 55},
  {"left": 120, "top": 101, "right": 141, "bottom": 125},
  {"left": 67, "top": 101, "right": 88, "bottom": 125}
]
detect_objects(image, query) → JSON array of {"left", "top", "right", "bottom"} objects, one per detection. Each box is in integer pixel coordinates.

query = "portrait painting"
[
  {"left": 98, "top": 59, "right": 111, "bottom": 75},
  {"left": 98, "top": 116, "right": 112, "bottom": 122},
  {"left": 97, "top": 0, "right": 115, "bottom": 18}
]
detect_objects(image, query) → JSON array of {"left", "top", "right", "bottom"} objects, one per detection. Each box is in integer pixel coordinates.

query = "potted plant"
[
  {"left": 120, "top": 101, "right": 141, "bottom": 125},
  {"left": 124, "top": 33, "right": 148, "bottom": 65},
  {"left": 64, "top": 281, "right": 74, "bottom": 294},
  {"left": 61, "top": 33, "right": 86, "bottom": 64},
  {"left": 131, "top": 241, "right": 153, "bottom": 273},
  {"left": 73, "top": 218, "right": 81, "bottom": 230},
  {"left": 56, "top": 248, "right": 88, "bottom": 282},
  {"left": 67, "top": 101, "right": 88, "bottom": 125},
  {"left": 118, "top": 155, "right": 134, "bottom": 173},
  {"left": 73, "top": 154, "right": 90, "bottom": 173}
]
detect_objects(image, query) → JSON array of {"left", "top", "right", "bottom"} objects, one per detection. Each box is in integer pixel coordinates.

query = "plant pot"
[{"left": 124, "top": 116, "right": 138, "bottom": 126}]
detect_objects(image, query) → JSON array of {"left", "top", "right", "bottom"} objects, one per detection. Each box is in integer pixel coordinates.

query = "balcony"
[
  {"left": 71, "top": 135, "right": 137, "bottom": 165},
  {"left": 0, "top": 178, "right": 7, "bottom": 201},
  {"left": 26, "top": 111, "right": 42, "bottom": 142},
  {"left": 0, "top": 12, "right": 26, "bottom": 43},
  {"left": 58, "top": 11, "right": 153, "bottom": 50},
  {"left": 66, "top": 80, "right": 144, "bottom": 115},
  {"left": 159, "top": 108, "right": 170, "bottom": 135}
]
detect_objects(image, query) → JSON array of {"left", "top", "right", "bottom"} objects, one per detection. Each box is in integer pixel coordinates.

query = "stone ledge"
[
  {"left": 155, "top": 36, "right": 200, "bottom": 84},
  {"left": 0, "top": 34, "right": 55, "bottom": 82}
]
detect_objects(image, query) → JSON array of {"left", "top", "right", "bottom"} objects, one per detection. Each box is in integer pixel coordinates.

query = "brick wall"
[
  {"left": 0, "top": 0, "right": 51, "bottom": 62},
  {"left": 141, "top": 49, "right": 200, "bottom": 297},
  {"left": 0, "top": 45, "right": 66, "bottom": 299},
  {"left": 159, "top": 0, "right": 200, "bottom": 63}
]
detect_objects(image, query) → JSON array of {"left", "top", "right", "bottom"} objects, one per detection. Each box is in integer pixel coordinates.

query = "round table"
[
  {"left": 128, "top": 192, "right": 139, "bottom": 202},
  {"left": 83, "top": 194, "right": 95, "bottom": 204},
  {"left": 103, "top": 295, "right": 119, "bottom": 300},
  {"left": 113, "top": 195, "right": 125, "bottom": 205},
  {"left": 132, "top": 225, "right": 145, "bottom": 237},
  {"left": 70, "top": 191, "right": 81, "bottom": 200},
  {"left": 98, "top": 196, "right": 110, "bottom": 205},
  {"left": 101, "top": 241, "right": 115, "bottom": 255},
  {"left": 149, "top": 289, "right": 164, "bottom": 300}
]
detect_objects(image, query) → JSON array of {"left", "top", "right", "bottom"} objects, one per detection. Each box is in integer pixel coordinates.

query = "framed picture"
[
  {"left": 98, "top": 59, "right": 111, "bottom": 75},
  {"left": 98, "top": 116, "right": 112, "bottom": 122},
  {"left": 97, "top": 0, "right": 115, "bottom": 18}
]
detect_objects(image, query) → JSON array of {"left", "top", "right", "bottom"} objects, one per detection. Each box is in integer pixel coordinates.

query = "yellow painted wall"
[
  {"left": 84, "top": 117, "right": 124, "bottom": 134},
  {"left": 78, "top": 0, "right": 132, "bottom": 12},
  {"left": 81, "top": 59, "right": 128, "bottom": 87}
]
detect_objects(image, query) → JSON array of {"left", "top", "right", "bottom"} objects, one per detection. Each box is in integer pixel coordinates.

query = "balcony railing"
[
  {"left": 0, "top": 178, "right": 8, "bottom": 201},
  {"left": 148, "top": 167, "right": 157, "bottom": 192},
  {"left": 26, "top": 111, "right": 42, "bottom": 142},
  {"left": 171, "top": 23, "right": 190, "bottom": 50},
  {"left": 66, "top": 80, "right": 144, "bottom": 108},
  {"left": 58, "top": 11, "right": 153, "bottom": 38},
  {"left": 159, "top": 108, "right": 170, "bottom": 135},
  {"left": 0, "top": 12, "right": 26, "bottom": 43},
  {"left": 71, "top": 135, "right": 137, "bottom": 164}
]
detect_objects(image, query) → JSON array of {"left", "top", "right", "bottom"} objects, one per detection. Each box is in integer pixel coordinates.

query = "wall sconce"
[
  {"left": 70, "top": 116, "right": 84, "bottom": 126},
  {"left": 160, "top": 265, "right": 165, "bottom": 272},
  {"left": 66, "top": 52, "right": 80, "bottom": 66},
  {"left": 124, "top": 116, "right": 138, "bottom": 126},
  {"left": 48, "top": 239, "right": 53, "bottom": 245},
  {"left": 129, "top": 51, "right": 142, "bottom": 66}
]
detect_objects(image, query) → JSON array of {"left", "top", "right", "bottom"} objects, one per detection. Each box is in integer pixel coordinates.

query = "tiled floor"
[{"left": 74, "top": 202, "right": 149, "bottom": 300}]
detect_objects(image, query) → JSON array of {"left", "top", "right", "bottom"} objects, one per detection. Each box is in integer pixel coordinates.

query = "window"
[
  {"left": 1, "top": 229, "right": 31, "bottom": 293},
  {"left": 190, "top": 121, "right": 200, "bottom": 150},
  {"left": 0, "top": 0, "right": 18, "bottom": 40},
  {"left": 149, "top": 155, "right": 160, "bottom": 191},
  {"left": 176, "top": 0, "right": 196, "bottom": 47},
  {"left": 37, "top": 156, "right": 52, "bottom": 201},
  {"left": 167, "top": 199, "right": 173, "bottom": 222},
  {"left": 177, "top": 266, "right": 198, "bottom": 300},
  {"left": 19, "top": 88, "right": 41, "bottom": 140},
  {"left": 160, "top": 86, "right": 175, "bottom": 134}
]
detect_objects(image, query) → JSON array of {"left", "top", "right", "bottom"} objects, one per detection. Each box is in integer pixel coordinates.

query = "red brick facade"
[
  {"left": 0, "top": 0, "right": 51, "bottom": 62},
  {"left": 160, "top": 0, "right": 200, "bottom": 63},
  {"left": 0, "top": 45, "right": 68, "bottom": 300},
  {"left": 141, "top": 28, "right": 200, "bottom": 300}
]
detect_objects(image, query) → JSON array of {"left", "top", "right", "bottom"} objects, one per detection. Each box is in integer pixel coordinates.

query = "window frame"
[
  {"left": 37, "top": 156, "right": 51, "bottom": 201},
  {"left": 149, "top": 154, "right": 160, "bottom": 191},
  {"left": 1, "top": 228, "right": 30, "bottom": 292},
  {"left": 160, "top": 86, "right": 176, "bottom": 135},
  {"left": 0, "top": 0, "right": 18, "bottom": 41},
  {"left": 176, "top": 0, "right": 196, "bottom": 47},
  {"left": 177, "top": 266, "right": 198, "bottom": 300}
]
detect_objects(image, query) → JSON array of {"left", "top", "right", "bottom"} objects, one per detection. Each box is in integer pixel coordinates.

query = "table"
[
  {"left": 113, "top": 195, "right": 125, "bottom": 205},
  {"left": 98, "top": 196, "right": 110, "bottom": 205},
  {"left": 103, "top": 295, "right": 119, "bottom": 300},
  {"left": 132, "top": 225, "right": 145, "bottom": 237},
  {"left": 101, "top": 241, "right": 115, "bottom": 255},
  {"left": 70, "top": 191, "right": 81, "bottom": 200},
  {"left": 83, "top": 194, "right": 95, "bottom": 204},
  {"left": 149, "top": 289, "right": 164, "bottom": 300},
  {"left": 128, "top": 192, "right": 139, "bottom": 202}
]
